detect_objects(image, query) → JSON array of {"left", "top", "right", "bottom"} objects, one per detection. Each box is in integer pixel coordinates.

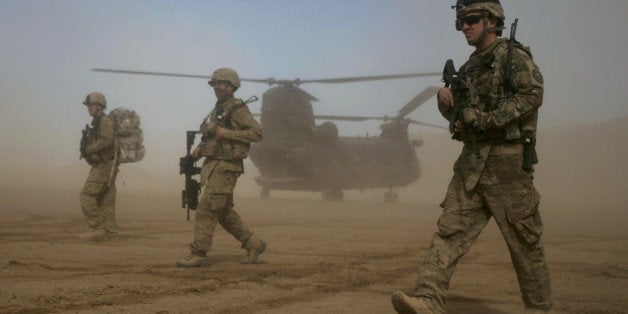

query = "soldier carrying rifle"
[
  {"left": 391, "top": 1, "right": 551, "bottom": 313},
  {"left": 79, "top": 92, "right": 119, "bottom": 241},
  {"left": 176, "top": 68, "right": 267, "bottom": 268}
]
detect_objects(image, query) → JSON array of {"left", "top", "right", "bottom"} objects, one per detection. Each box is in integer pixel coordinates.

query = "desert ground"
[{"left": 1, "top": 118, "right": 627, "bottom": 313}]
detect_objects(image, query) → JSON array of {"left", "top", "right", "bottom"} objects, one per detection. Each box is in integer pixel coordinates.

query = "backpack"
[{"left": 109, "top": 107, "right": 145, "bottom": 163}]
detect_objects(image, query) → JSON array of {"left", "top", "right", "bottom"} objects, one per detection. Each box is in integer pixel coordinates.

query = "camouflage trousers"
[
  {"left": 414, "top": 155, "right": 552, "bottom": 312},
  {"left": 191, "top": 171, "right": 252, "bottom": 255},
  {"left": 80, "top": 162, "right": 118, "bottom": 234}
]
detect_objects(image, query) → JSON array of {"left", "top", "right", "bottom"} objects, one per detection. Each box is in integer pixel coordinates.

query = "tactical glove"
[
  {"left": 462, "top": 108, "right": 492, "bottom": 131},
  {"left": 87, "top": 154, "right": 101, "bottom": 166}
]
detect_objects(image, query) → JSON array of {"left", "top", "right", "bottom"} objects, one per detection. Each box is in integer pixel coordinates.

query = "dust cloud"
[
  {"left": 1, "top": 116, "right": 626, "bottom": 313},
  {"left": 2, "top": 0, "right": 627, "bottom": 311}
]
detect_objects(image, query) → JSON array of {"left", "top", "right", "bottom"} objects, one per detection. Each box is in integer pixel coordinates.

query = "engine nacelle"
[{"left": 315, "top": 122, "right": 338, "bottom": 143}]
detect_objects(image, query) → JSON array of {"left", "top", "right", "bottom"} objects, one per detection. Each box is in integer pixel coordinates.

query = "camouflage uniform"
[
  {"left": 189, "top": 96, "right": 264, "bottom": 259},
  {"left": 409, "top": 37, "right": 552, "bottom": 312},
  {"left": 80, "top": 112, "right": 119, "bottom": 236}
]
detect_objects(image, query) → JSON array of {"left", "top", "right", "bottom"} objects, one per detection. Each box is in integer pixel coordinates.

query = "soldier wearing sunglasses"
[{"left": 392, "top": 0, "right": 551, "bottom": 313}]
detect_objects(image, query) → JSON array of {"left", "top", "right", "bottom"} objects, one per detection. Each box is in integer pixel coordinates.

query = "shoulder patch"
[{"left": 532, "top": 69, "right": 544, "bottom": 83}]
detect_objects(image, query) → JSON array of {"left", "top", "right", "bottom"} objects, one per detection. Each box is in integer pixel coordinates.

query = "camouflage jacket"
[
  {"left": 199, "top": 96, "right": 262, "bottom": 184},
  {"left": 85, "top": 113, "right": 116, "bottom": 162},
  {"left": 439, "top": 38, "right": 544, "bottom": 191}
]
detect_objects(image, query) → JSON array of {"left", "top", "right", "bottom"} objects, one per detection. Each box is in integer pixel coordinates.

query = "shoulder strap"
[
  {"left": 92, "top": 113, "right": 105, "bottom": 131},
  {"left": 502, "top": 39, "right": 533, "bottom": 59},
  {"left": 222, "top": 99, "right": 247, "bottom": 126}
]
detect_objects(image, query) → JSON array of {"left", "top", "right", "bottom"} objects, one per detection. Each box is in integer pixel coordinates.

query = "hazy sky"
[{"left": 1, "top": 0, "right": 627, "bottom": 176}]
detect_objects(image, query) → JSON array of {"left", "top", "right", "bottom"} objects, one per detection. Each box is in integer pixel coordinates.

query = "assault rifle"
[
  {"left": 179, "top": 130, "right": 201, "bottom": 221},
  {"left": 501, "top": 18, "right": 538, "bottom": 171},
  {"left": 179, "top": 95, "right": 259, "bottom": 220},
  {"left": 79, "top": 124, "right": 91, "bottom": 160},
  {"left": 501, "top": 18, "right": 518, "bottom": 99},
  {"left": 442, "top": 59, "right": 481, "bottom": 159},
  {"left": 442, "top": 59, "right": 466, "bottom": 140}
]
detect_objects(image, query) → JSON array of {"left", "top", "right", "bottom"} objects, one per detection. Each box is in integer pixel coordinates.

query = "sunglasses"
[
  {"left": 455, "top": 15, "right": 483, "bottom": 30},
  {"left": 208, "top": 80, "right": 229, "bottom": 87}
]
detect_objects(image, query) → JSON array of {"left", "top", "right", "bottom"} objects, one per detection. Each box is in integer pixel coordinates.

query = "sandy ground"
[
  {"left": 1, "top": 185, "right": 626, "bottom": 314},
  {"left": 1, "top": 118, "right": 627, "bottom": 313}
]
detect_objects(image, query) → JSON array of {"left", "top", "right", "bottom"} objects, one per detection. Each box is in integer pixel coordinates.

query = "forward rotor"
[{"left": 92, "top": 68, "right": 440, "bottom": 86}]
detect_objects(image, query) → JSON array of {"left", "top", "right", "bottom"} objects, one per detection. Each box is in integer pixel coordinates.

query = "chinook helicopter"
[{"left": 92, "top": 68, "right": 444, "bottom": 202}]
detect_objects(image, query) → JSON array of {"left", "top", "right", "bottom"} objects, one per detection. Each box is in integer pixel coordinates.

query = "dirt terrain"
[
  {"left": 1, "top": 188, "right": 626, "bottom": 314},
  {"left": 1, "top": 119, "right": 627, "bottom": 313}
]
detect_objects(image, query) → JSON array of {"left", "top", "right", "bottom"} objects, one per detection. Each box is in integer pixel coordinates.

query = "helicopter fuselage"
[{"left": 250, "top": 134, "right": 421, "bottom": 192}]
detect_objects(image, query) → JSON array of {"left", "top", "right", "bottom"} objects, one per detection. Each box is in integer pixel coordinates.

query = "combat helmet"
[
  {"left": 453, "top": 0, "right": 505, "bottom": 36},
  {"left": 83, "top": 92, "right": 107, "bottom": 108},
  {"left": 209, "top": 67, "right": 241, "bottom": 89}
]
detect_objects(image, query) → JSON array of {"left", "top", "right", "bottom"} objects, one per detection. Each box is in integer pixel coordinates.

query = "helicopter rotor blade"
[
  {"left": 234, "top": 73, "right": 442, "bottom": 86},
  {"left": 314, "top": 114, "right": 447, "bottom": 130},
  {"left": 92, "top": 68, "right": 213, "bottom": 79},
  {"left": 397, "top": 86, "right": 441, "bottom": 118},
  {"left": 92, "top": 68, "right": 271, "bottom": 83},
  {"left": 407, "top": 118, "right": 448, "bottom": 129},
  {"left": 92, "top": 68, "right": 440, "bottom": 86},
  {"left": 313, "top": 115, "right": 387, "bottom": 122},
  {"left": 298, "top": 72, "right": 440, "bottom": 84}
]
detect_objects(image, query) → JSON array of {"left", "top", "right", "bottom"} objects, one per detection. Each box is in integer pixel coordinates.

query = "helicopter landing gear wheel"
[
  {"left": 260, "top": 187, "right": 270, "bottom": 200},
  {"left": 322, "top": 189, "right": 344, "bottom": 201},
  {"left": 384, "top": 191, "right": 398, "bottom": 203}
]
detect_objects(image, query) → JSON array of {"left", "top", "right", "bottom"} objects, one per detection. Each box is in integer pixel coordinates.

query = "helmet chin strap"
[
  {"left": 483, "top": 11, "right": 507, "bottom": 35},
  {"left": 476, "top": 11, "right": 506, "bottom": 43},
  {"left": 478, "top": 11, "right": 490, "bottom": 42}
]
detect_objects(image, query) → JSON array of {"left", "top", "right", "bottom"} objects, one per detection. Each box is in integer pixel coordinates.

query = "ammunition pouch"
[
  {"left": 200, "top": 137, "right": 219, "bottom": 157},
  {"left": 200, "top": 138, "right": 249, "bottom": 160},
  {"left": 198, "top": 98, "right": 251, "bottom": 161},
  {"left": 222, "top": 141, "right": 250, "bottom": 160},
  {"left": 504, "top": 123, "right": 521, "bottom": 140}
]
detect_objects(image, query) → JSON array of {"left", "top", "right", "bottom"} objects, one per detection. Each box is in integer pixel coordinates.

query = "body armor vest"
[
  {"left": 199, "top": 98, "right": 250, "bottom": 160},
  {"left": 460, "top": 38, "right": 538, "bottom": 142}
]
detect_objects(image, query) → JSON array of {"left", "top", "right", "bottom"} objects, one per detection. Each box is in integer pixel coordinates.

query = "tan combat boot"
[
  {"left": 175, "top": 253, "right": 210, "bottom": 268},
  {"left": 241, "top": 235, "right": 266, "bottom": 264},
  {"left": 78, "top": 227, "right": 106, "bottom": 241},
  {"left": 391, "top": 291, "right": 434, "bottom": 314}
]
